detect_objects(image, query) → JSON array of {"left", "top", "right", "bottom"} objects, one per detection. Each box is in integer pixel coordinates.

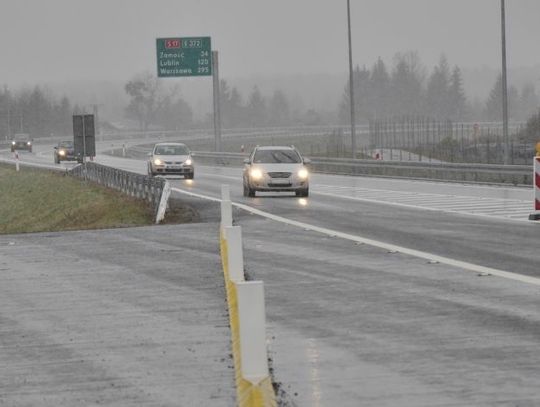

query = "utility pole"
[
  {"left": 347, "top": 0, "right": 357, "bottom": 158},
  {"left": 5, "top": 85, "right": 11, "bottom": 141},
  {"left": 92, "top": 104, "right": 101, "bottom": 141},
  {"left": 500, "top": 0, "right": 509, "bottom": 165},
  {"left": 212, "top": 50, "right": 222, "bottom": 152}
]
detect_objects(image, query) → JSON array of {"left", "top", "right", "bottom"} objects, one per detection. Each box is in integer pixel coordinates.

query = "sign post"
[
  {"left": 212, "top": 50, "right": 222, "bottom": 152},
  {"left": 156, "top": 36, "right": 221, "bottom": 152},
  {"left": 73, "top": 114, "right": 96, "bottom": 177}
]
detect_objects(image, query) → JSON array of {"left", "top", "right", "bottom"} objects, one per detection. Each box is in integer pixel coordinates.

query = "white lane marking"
[{"left": 170, "top": 186, "right": 540, "bottom": 287}]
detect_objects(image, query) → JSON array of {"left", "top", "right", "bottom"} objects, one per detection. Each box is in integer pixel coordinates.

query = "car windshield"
[
  {"left": 154, "top": 145, "right": 189, "bottom": 155},
  {"left": 14, "top": 134, "right": 29, "bottom": 141},
  {"left": 59, "top": 141, "right": 73, "bottom": 148},
  {"left": 253, "top": 149, "right": 301, "bottom": 164}
]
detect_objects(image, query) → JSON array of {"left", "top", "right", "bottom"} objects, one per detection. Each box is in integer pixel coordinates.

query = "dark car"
[
  {"left": 11, "top": 134, "right": 32, "bottom": 153},
  {"left": 54, "top": 140, "right": 77, "bottom": 163}
]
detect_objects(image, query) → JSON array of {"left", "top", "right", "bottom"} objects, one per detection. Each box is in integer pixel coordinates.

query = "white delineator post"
[
  {"left": 155, "top": 180, "right": 171, "bottom": 224},
  {"left": 224, "top": 226, "right": 244, "bottom": 282},
  {"left": 14, "top": 152, "right": 19, "bottom": 171},
  {"left": 220, "top": 184, "right": 232, "bottom": 229},
  {"left": 529, "top": 148, "right": 540, "bottom": 220},
  {"left": 236, "top": 281, "right": 270, "bottom": 385}
]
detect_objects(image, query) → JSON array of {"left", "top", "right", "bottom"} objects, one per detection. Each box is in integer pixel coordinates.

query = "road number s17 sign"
[{"left": 156, "top": 37, "right": 212, "bottom": 77}]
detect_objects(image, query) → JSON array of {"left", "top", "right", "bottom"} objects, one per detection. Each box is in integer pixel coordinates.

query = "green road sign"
[{"left": 156, "top": 37, "right": 212, "bottom": 77}]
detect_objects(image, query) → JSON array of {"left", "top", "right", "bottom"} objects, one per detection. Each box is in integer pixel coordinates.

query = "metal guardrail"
[
  {"left": 190, "top": 151, "right": 533, "bottom": 185},
  {"left": 69, "top": 163, "right": 167, "bottom": 216},
  {"left": 105, "top": 143, "right": 533, "bottom": 186}
]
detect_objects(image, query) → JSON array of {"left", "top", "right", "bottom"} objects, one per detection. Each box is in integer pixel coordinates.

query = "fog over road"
[{"left": 2, "top": 141, "right": 539, "bottom": 406}]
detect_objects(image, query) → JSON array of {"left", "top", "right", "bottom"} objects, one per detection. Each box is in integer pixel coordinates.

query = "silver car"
[
  {"left": 147, "top": 142, "right": 194, "bottom": 178},
  {"left": 242, "top": 146, "right": 310, "bottom": 197}
]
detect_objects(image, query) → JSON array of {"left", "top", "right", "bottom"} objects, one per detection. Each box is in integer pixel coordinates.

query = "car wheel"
[
  {"left": 147, "top": 165, "right": 154, "bottom": 177},
  {"left": 10, "top": 148, "right": 14, "bottom": 153},
  {"left": 54, "top": 156, "right": 59, "bottom": 164}
]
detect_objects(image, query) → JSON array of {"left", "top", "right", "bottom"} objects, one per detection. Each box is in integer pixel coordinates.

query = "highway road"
[{"left": 2, "top": 141, "right": 540, "bottom": 406}]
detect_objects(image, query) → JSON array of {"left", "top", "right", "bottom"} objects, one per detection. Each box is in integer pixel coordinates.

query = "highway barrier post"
[
  {"left": 224, "top": 226, "right": 245, "bottom": 283},
  {"left": 221, "top": 184, "right": 233, "bottom": 229},
  {"left": 14, "top": 152, "right": 19, "bottom": 172},
  {"left": 219, "top": 184, "right": 277, "bottom": 406},
  {"left": 529, "top": 143, "right": 540, "bottom": 221},
  {"left": 236, "top": 281, "right": 270, "bottom": 384}
]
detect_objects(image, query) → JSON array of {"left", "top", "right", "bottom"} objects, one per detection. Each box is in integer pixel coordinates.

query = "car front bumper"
[
  {"left": 57, "top": 152, "right": 77, "bottom": 161},
  {"left": 12, "top": 143, "right": 31, "bottom": 150},
  {"left": 152, "top": 164, "right": 194, "bottom": 175},
  {"left": 248, "top": 176, "right": 308, "bottom": 191}
]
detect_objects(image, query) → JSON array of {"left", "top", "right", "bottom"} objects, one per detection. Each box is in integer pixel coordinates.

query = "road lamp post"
[
  {"left": 346, "top": 0, "right": 357, "bottom": 158},
  {"left": 500, "top": 0, "right": 509, "bottom": 164}
]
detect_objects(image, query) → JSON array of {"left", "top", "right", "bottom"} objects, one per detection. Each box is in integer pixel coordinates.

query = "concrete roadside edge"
[{"left": 219, "top": 230, "right": 277, "bottom": 407}]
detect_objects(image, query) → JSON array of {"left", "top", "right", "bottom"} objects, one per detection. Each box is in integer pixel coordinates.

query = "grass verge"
[{"left": 0, "top": 164, "right": 156, "bottom": 234}]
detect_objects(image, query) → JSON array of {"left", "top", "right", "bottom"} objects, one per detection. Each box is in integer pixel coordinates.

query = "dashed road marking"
[{"left": 315, "top": 184, "right": 532, "bottom": 222}]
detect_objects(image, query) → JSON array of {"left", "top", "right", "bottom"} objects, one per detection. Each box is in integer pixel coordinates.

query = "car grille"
[
  {"left": 268, "top": 172, "right": 291, "bottom": 178},
  {"left": 164, "top": 161, "right": 185, "bottom": 165}
]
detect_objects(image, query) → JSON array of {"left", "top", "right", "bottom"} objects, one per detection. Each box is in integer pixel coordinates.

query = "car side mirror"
[
  {"left": 147, "top": 152, "right": 152, "bottom": 157},
  {"left": 54, "top": 146, "right": 58, "bottom": 149},
  {"left": 190, "top": 152, "right": 195, "bottom": 157},
  {"left": 303, "top": 158, "right": 311, "bottom": 164},
  {"left": 243, "top": 158, "right": 251, "bottom": 165}
]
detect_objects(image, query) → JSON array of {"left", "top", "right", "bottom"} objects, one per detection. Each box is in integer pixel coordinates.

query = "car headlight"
[
  {"left": 27, "top": 141, "right": 32, "bottom": 145},
  {"left": 153, "top": 158, "right": 163, "bottom": 165},
  {"left": 250, "top": 168, "right": 263, "bottom": 180},
  {"left": 184, "top": 158, "right": 192, "bottom": 166},
  {"left": 58, "top": 150, "right": 66, "bottom": 156},
  {"left": 298, "top": 168, "right": 309, "bottom": 179},
  {"left": 11, "top": 141, "right": 15, "bottom": 145}
]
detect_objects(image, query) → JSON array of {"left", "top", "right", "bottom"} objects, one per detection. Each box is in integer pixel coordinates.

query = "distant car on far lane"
[
  {"left": 54, "top": 141, "right": 77, "bottom": 164},
  {"left": 242, "top": 145, "right": 310, "bottom": 197},
  {"left": 147, "top": 142, "right": 194, "bottom": 178},
  {"left": 11, "top": 133, "right": 32, "bottom": 153}
]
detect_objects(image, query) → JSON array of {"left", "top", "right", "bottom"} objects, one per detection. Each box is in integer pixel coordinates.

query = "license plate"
[{"left": 271, "top": 178, "right": 289, "bottom": 184}]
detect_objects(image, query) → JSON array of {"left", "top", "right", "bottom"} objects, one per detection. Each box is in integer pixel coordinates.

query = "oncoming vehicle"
[
  {"left": 147, "top": 142, "right": 194, "bottom": 179},
  {"left": 54, "top": 140, "right": 77, "bottom": 163},
  {"left": 242, "top": 145, "right": 310, "bottom": 197},
  {"left": 11, "top": 134, "right": 32, "bottom": 153}
]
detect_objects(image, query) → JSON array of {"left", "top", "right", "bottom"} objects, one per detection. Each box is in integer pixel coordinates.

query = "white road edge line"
[{"left": 170, "top": 186, "right": 540, "bottom": 287}]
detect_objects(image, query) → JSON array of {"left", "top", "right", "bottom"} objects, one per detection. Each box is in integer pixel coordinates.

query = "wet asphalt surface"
[{"left": 1, "top": 143, "right": 539, "bottom": 406}]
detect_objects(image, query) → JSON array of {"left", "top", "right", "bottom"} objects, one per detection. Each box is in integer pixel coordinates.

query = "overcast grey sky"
[{"left": 1, "top": 0, "right": 539, "bottom": 85}]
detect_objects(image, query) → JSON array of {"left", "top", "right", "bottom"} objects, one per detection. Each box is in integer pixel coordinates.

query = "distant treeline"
[
  {"left": 339, "top": 52, "right": 540, "bottom": 124},
  {"left": 123, "top": 72, "right": 330, "bottom": 131},
  {"left": 0, "top": 86, "right": 74, "bottom": 139},
  {"left": 124, "top": 53, "right": 540, "bottom": 132}
]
